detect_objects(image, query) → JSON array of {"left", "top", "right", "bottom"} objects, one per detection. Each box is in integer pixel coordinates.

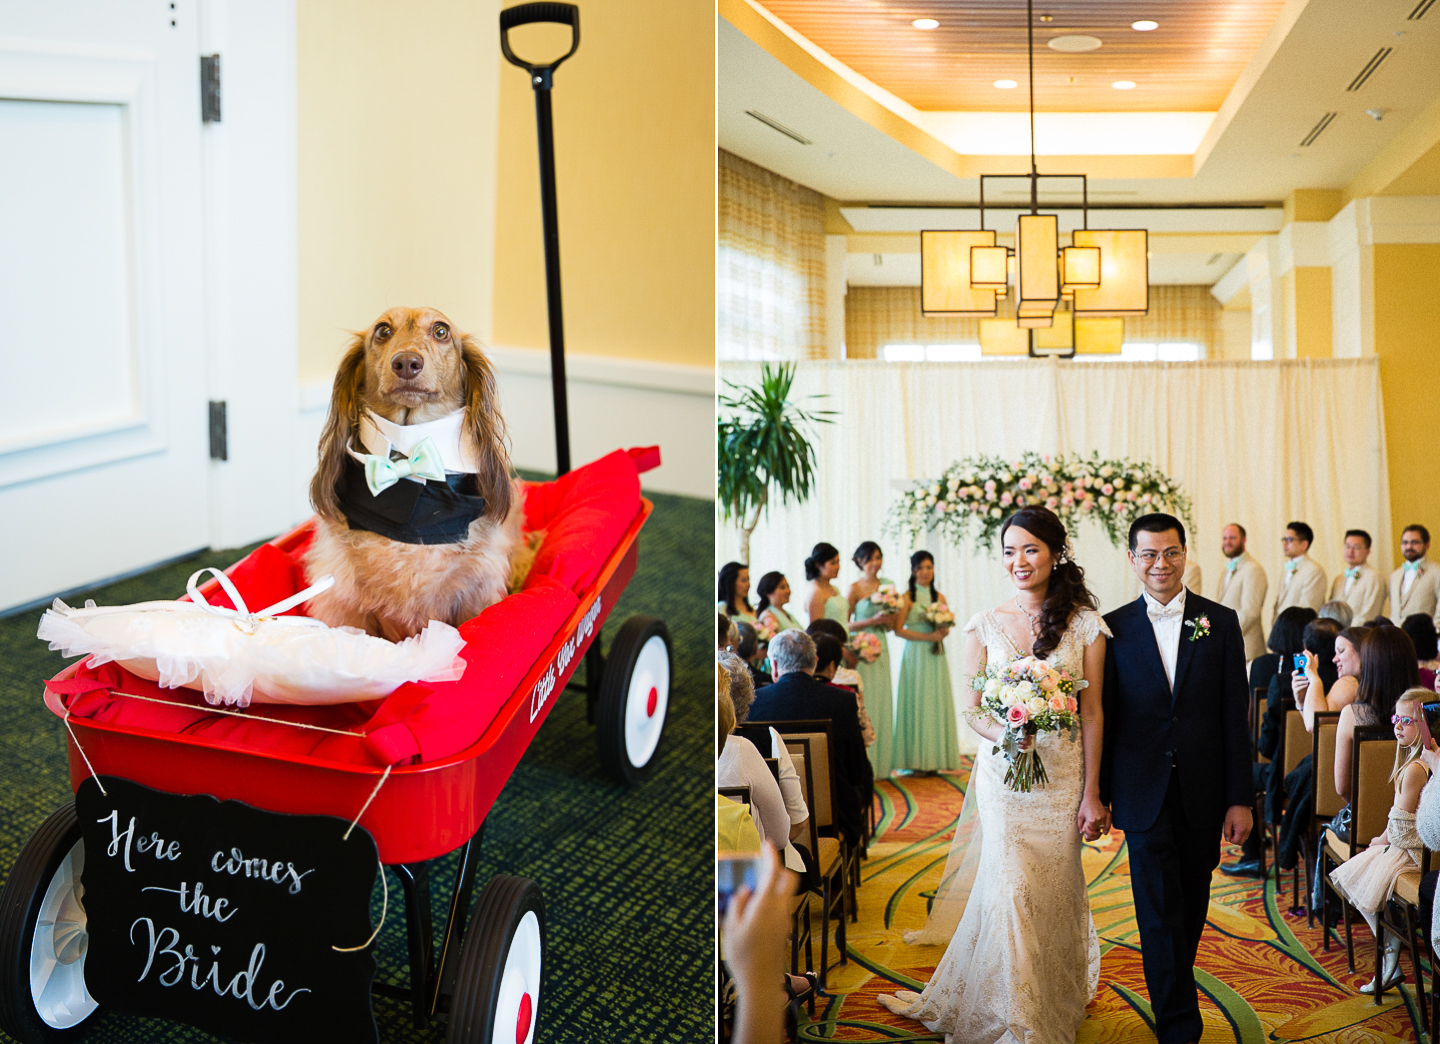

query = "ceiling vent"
[
  {"left": 1346, "top": 48, "right": 1392, "bottom": 91},
  {"left": 1408, "top": 0, "right": 1437, "bottom": 19},
  {"left": 1299, "top": 112, "right": 1337, "bottom": 147},
  {"left": 745, "top": 110, "right": 812, "bottom": 145}
]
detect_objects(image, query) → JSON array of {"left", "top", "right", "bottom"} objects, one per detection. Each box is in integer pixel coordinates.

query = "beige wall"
[
  {"left": 297, "top": 0, "right": 502, "bottom": 384},
  {"left": 492, "top": 0, "right": 715, "bottom": 367}
]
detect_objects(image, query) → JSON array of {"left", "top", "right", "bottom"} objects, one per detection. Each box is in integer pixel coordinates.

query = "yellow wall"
[
  {"left": 492, "top": 0, "right": 715, "bottom": 366},
  {"left": 1374, "top": 243, "right": 1440, "bottom": 546},
  {"left": 1288, "top": 266, "right": 1332, "bottom": 359},
  {"left": 297, "top": 0, "right": 502, "bottom": 383}
]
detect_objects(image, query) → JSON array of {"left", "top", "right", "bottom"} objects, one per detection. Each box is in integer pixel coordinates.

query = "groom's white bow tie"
[{"left": 1147, "top": 601, "right": 1184, "bottom": 623}]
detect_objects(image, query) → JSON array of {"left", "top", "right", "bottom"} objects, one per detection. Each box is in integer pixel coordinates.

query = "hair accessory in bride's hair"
[{"left": 1055, "top": 538, "right": 1076, "bottom": 566}]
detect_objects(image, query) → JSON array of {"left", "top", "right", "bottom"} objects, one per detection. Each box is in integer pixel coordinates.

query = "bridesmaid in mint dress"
[
  {"left": 717, "top": 561, "right": 757, "bottom": 625},
  {"left": 802, "top": 542, "right": 847, "bottom": 630},
  {"left": 893, "top": 550, "right": 961, "bottom": 773},
  {"left": 755, "top": 572, "right": 802, "bottom": 633},
  {"left": 849, "top": 541, "right": 896, "bottom": 780},
  {"left": 846, "top": 541, "right": 892, "bottom": 777}
]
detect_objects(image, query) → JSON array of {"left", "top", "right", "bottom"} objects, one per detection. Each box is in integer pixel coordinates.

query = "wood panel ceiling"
[{"left": 757, "top": 0, "right": 1290, "bottom": 112}]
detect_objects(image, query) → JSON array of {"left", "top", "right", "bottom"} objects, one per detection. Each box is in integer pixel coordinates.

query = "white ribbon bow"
[
  {"left": 1147, "top": 602, "right": 1183, "bottom": 623},
  {"left": 185, "top": 568, "right": 335, "bottom": 635}
]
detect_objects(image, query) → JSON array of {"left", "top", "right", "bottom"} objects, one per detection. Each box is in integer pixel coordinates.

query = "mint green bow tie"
[
  {"left": 1285, "top": 559, "right": 1299, "bottom": 574},
  {"left": 1226, "top": 559, "right": 1239, "bottom": 573},
  {"left": 1405, "top": 560, "right": 1423, "bottom": 574},
  {"left": 1345, "top": 567, "right": 1360, "bottom": 580},
  {"left": 363, "top": 437, "right": 446, "bottom": 496}
]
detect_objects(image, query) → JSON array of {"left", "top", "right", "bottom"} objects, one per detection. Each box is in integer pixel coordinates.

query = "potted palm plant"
[{"left": 717, "top": 363, "right": 833, "bottom": 565}]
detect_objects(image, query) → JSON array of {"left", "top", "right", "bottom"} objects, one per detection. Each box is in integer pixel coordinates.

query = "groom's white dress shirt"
[
  {"left": 1216, "top": 552, "right": 1267, "bottom": 661},
  {"left": 1272, "top": 554, "right": 1326, "bottom": 625},
  {"left": 1329, "top": 562, "right": 1384, "bottom": 624},
  {"left": 1389, "top": 557, "right": 1440, "bottom": 629},
  {"left": 1143, "top": 588, "right": 1186, "bottom": 690}
]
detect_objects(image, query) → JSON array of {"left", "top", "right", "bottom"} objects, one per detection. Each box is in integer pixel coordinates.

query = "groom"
[{"left": 1099, "top": 513, "right": 1253, "bottom": 1044}]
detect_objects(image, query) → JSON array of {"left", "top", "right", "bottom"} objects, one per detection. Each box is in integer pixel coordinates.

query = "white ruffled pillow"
[{"left": 37, "top": 569, "right": 467, "bottom": 709}]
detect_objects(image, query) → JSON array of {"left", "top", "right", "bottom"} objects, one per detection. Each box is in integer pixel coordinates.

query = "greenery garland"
[{"left": 887, "top": 451, "right": 1194, "bottom": 551}]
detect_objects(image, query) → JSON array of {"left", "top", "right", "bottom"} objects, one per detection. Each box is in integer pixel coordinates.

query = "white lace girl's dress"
[
  {"left": 881, "top": 607, "right": 1106, "bottom": 1044},
  {"left": 1329, "top": 763, "right": 1430, "bottom": 931}
]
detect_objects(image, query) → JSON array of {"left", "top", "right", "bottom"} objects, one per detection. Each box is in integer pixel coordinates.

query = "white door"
[{"left": 0, "top": 0, "right": 211, "bottom": 612}]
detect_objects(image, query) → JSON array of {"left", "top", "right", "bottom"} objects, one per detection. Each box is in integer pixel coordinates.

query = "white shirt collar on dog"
[{"left": 355, "top": 408, "right": 479, "bottom": 474}]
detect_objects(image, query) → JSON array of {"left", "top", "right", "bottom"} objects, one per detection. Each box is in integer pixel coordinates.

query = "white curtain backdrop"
[{"left": 718, "top": 358, "right": 1392, "bottom": 752}]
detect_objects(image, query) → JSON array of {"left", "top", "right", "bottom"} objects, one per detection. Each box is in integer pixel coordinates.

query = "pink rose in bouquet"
[
  {"left": 848, "top": 631, "right": 883, "bottom": 664},
  {"left": 970, "top": 654, "right": 1085, "bottom": 792}
]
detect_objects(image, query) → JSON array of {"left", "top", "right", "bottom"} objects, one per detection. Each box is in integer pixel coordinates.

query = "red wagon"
[{"left": 0, "top": 446, "right": 673, "bottom": 1044}]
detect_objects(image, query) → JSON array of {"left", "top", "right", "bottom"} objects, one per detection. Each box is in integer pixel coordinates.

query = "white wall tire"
[
  {"left": 0, "top": 803, "right": 101, "bottom": 1043},
  {"left": 446, "top": 876, "right": 545, "bottom": 1044},
  {"left": 595, "top": 617, "right": 672, "bottom": 785}
]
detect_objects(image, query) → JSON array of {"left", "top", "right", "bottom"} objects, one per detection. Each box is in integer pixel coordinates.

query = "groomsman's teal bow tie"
[
  {"left": 1405, "top": 560, "right": 1424, "bottom": 574},
  {"left": 1285, "top": 559, "right": 1300, "bottom": 574},
  {"left": 1345, "top": 567, "right": 1360, "bottom": 580},
  {"left": 1226, "top": 558, "right": 1240, "bottom": 573},
  {"left": 362, "top": 437, "right": 446, "bottom": 496}
]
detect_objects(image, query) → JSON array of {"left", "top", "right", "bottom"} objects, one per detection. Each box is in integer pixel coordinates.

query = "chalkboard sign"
[{"left": 76, "top": 776, "right": 381, "bottom": 1044}]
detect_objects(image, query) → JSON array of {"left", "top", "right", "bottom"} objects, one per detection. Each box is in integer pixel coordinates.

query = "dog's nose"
[{"left": 391, "top": 353, "right": 424, "bottom": 379}]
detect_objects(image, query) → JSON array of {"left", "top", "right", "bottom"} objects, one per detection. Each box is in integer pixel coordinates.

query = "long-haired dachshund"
[{"left": 304, "top": 306, "right": 532, "bottom": 641}]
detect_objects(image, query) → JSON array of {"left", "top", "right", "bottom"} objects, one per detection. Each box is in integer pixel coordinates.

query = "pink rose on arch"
[
  {"left": 1018, "top": 477, "right": 1033, "bottom": 490},
  {"left": 984, "top": 480, "right": 997, "bottom": 493},
  {"left": 1065, "top": 696, "right": 1078, "bottom": 713},
  {"left": 1101, "top": 483, "right": 1114, "bottom": 495},
  {"left": 1006, "top": 704, "right": 1030, "bottom": 726},
  {"left": 1000, "top": 492, "right": 1014, "bottom": 507},
  {"left": 1048, "top": 694, "right": 1067, "bottom": 711},
  {"left": 1046, "top": 497, "right": 1059, "bottom": 510}
]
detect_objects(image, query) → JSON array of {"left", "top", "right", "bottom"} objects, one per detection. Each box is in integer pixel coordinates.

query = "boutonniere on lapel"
[{"left": 1185, "top": 616, "right": 1211, "bottom": 642}]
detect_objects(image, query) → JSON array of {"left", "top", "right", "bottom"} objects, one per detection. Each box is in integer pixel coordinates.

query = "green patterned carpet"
[{"left": 0, "top": 486, "right": 713, "bottom": 1043}]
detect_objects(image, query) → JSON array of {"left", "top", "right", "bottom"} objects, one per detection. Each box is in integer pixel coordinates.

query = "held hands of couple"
[{"left": 1077, "top": 795, "right": 1110, "bottom": 842}]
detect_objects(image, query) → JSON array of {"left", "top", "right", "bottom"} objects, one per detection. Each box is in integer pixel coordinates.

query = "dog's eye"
[
  {"left": 374, "top": 324, "right": 392, "bottom": 341},
  {"left": 432, "top": 324, "right": 450, "bottom": 341}
]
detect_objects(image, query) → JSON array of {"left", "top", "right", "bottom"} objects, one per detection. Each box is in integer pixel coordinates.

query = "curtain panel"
[
  {"left": 718, "top": 358, "right": 1391, "bottom": 749},
  {"left": 718, "top": 149, "right": 826, "bottom": 361},
  {"left": 844, "top": 283, "right": 1222, "bottom": 358}
]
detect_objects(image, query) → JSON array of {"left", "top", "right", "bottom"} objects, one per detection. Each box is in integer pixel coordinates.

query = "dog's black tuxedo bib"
[{"left": 335, "top": 456, "right": 486, "bottom": 545}]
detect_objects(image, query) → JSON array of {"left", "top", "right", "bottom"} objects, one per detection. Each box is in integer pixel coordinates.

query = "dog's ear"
[
  {"left": 309, "top": 333, "right": 368, "bottom": 521},
  {"left": 458, "top": 333, "right": 513, "bottom": 522}
]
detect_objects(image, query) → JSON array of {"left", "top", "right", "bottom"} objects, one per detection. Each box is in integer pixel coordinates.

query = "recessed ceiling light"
[
  {"left": 1112, "top": 80, "right": 1137, "bottom": 90},
  {"left": 912, "top": 17, "right": 939, "bottom": 29},
  {"left": 1131, "top": 19, "right": 1159, "bottom": 31},
  {"left": 1048, "top": 34, "right": 1102, "bottom": 52},
  {"left": 994, "top": 79, "right": 1019, "bottom": 89}
]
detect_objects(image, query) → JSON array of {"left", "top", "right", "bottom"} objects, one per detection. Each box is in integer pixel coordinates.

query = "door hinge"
[
  {"left": 208, "top": 401, "right": 228, "bottom": 461},
  {"left": 201, "top": 54, "right": 221, "bottom": 123}
]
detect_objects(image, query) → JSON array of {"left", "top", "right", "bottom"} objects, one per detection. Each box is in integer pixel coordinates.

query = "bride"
[{"left": 878, "top": 506, "right": 1110, "bottom": 1043}]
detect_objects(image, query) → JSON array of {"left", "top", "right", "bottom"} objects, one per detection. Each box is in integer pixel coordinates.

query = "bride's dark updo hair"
[
  {"left": 804, "top": 542, "right": 840, "bottom": 581},
  {"left": 1000, "top": 506, "right": 1097, "bottom": 660}
]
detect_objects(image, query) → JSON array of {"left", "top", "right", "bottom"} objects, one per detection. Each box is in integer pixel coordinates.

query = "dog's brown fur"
[{"left": 304, "top": 307, "right": 532, "bottom": 641}]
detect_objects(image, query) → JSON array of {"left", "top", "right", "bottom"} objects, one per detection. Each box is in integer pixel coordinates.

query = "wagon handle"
[{"left": 500, "top": 2, "right": 581, "bottom": 476}]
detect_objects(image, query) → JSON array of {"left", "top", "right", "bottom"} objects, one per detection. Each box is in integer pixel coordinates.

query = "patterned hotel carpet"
[
  {"left": 808, "top": 761, "right": 1425, "bottom": 1043},
  {"left": 0, "top": 486, "right": 712, "bottom": 1043}
]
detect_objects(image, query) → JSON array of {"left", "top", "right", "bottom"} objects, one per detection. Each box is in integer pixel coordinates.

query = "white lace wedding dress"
[{"left": 878, "top": 608, "right": 1107, "bottom": 1044}]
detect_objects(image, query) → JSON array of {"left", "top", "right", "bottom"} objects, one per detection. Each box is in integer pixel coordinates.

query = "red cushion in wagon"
[{"left": 49, "top": 449, "right": 645, "bottom": 767}]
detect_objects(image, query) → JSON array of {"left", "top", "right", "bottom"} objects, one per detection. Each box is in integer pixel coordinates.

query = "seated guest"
[
  {"left": 735, "top": 622, "right": 773, "bottom": 689},
  {"left": 1273, "top": 521, "right": 1327, "bottom": 621},
  {"left": 1332, "top": 626, "right": 1418, "bottom": 802},
  {"left": 1296, "top": 624, "right": 1367, "bottom": 729},
  {"left": 1216, "top": 523, "right": 1268, "bottom": 665},
  {"left": 812, "top": 633, "right": 874, "bottom": 746},
  {"left": 718, "top": 561, "right": 758, "bottom": 624},
  {"left": 717, "top": 667, "right": 793, "bottom": 861},
  {"left": 1319, "top": 600, "right": 1354, "bottom": 628},
  {"left": 1252, "top": 606, "right": 1317, "bottom": 701},
  {"left": 1390, "top": 525, "right": 1440, "bottom": 629},
  {"left": 807, "top": 616, "right": 859, "bottom": 672},
  {"left": 756, "top": 572, "right": 803, "bottom": 634},
  {"left": 1402, "top": 613, "right": 1440, "bottom": 688},
  {"left": 1329, "top": 529, "right": 1385, "bottom": 624},
  {"left": 719, "top": 612, "right": 737, "bottom": 653},
  {"left": 723, "top": 652, "right": 810, "bottom": 880},
  {"left": 750, "top": 630, "right": 872, "bottom": 845}
]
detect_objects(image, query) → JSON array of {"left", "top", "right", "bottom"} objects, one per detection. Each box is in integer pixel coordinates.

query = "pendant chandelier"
[{"left": 919, "top": 0, "right": 1149, "bottom": 357}]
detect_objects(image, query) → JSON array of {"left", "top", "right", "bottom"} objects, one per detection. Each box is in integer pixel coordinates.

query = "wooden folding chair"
[
  {"left": 1319, "top": 726, "right": 1396, "bottom": 971},
  {"left": 1306, "top": 711, "right": 1343, "bottom": 928},
  {"left": 1275, "top": 706, "right": 1308, "bottom": 904}
]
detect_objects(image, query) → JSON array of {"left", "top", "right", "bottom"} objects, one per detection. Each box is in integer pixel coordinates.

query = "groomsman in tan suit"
[
  {"left": 1388, "top": 525, "right": 1440, "bottom": 629},
  {"left": 1273, "top": 521, "right": 1326, "bottom": 623},
  {"left": 1329, "top": 529, "right": 1385, "bottom": 624},
  {"left": 1216, "top": 523, "right": 1268, "bottom": 661}
]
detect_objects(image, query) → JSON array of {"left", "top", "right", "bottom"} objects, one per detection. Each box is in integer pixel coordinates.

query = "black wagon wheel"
[
  {"left": 447, "top": 875, "right": 545, "bottom": 1044},
  {"left": 595, "top": 616, "right": 671, "bottom": 785},
  {"left": 0, "top": 801, "right": 101, "bottom": 1043}
]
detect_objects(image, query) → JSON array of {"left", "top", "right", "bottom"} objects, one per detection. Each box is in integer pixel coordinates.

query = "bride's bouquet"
[
  {"left": 848, "top": 631, "right": 883, "bottom": 663},
  {"left": 923, "top": 600, "right": 955, "bottom": 655},
  {"left": 970, "top": 656, "right": 1082, "bottom": 792}
]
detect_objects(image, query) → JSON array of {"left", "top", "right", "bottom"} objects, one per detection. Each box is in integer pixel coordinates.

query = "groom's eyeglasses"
[
  {"left": 1393, "top": 714, "right": 1418, "bottom": 725},
  {"left": 1133, "top": 550, "right": 1185, "bottom": 565}
]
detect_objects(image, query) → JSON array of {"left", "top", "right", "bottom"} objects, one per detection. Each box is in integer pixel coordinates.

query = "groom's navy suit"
[{"left": 1101, "top": 590, "right": 1252, "bottom": 1044}]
